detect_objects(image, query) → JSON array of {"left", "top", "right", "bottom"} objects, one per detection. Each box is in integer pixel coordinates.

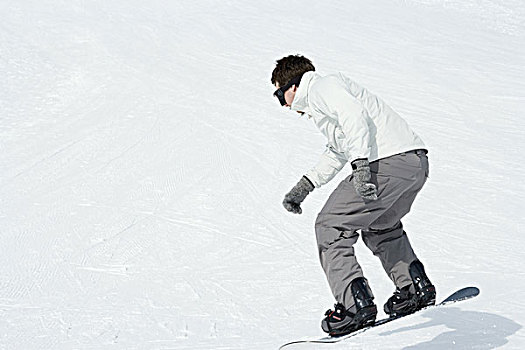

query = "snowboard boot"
[
  {"left": 321, "top": 277, "right": 377, "bottom": 336},
  {"left": 384, "top": 260, "right": 436, "bottom": 317}
]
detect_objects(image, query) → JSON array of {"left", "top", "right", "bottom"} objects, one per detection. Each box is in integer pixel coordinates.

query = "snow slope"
[{"left": 1, "top": 0, "right": 524, "bottom": 349}]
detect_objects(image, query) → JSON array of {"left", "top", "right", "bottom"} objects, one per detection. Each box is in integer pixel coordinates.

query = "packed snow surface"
[{"left": 1, "top": 0, "right": 525, "bottom": 349}]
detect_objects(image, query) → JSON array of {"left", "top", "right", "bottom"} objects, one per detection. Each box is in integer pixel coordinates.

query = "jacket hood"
[{"left": 290, "top": 71, "right": 318, "bottom": 115}]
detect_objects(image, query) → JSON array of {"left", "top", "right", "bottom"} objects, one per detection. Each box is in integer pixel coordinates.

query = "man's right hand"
[
  {"left": 351, "top": 159, "right": 378, "bottom": 200},
  {"left": 283, "top": 176, "right": 315, "bottom": 214}
]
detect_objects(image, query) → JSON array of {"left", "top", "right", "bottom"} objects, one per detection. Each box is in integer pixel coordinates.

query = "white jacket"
[{"left": 291, "top": 71, "right": 426, "bottom": 188}]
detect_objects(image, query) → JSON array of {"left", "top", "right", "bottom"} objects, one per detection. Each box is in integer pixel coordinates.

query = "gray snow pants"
[{"left": 315, "top": 150, "right": 429, "bottom": 310}]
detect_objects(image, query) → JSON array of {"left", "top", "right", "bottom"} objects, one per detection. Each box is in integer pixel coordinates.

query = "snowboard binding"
[
  {"left": 384, "top": 260, "right": 436, "bottom": 317},
  {"left": 322, "top": 277, "right": 377, "bottom": 336}
]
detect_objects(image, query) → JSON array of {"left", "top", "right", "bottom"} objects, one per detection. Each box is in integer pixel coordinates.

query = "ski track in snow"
[{"left": 1, "top": 0, "right": 525, "bottom": 349}]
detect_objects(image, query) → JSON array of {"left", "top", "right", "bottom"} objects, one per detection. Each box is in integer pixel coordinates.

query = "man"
[{"left": 271, "top": 55, "right": 436, "bottom": 336}]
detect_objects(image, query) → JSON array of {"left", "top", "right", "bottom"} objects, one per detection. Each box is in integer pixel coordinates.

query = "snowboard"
[{"left": 279, "top": 286, "right": 479, "bottom": 349}]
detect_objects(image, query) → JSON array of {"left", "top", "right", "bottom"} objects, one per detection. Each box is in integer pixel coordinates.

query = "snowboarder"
[{"left": 271, "top": 55, "right": 436, "bottom": 336}]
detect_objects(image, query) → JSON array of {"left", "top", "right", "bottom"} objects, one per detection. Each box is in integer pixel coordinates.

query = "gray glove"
[
  {"left": 351, "top": 159, "right": 378, "bottom": 200},
  {"left": 283, "top": 176, "right": 315, "bottom": 214}
]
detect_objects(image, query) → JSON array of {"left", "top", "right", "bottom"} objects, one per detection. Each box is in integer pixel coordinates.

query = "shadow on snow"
[{"left": 378, "top": 307, "right": 521, "bottom": 349}]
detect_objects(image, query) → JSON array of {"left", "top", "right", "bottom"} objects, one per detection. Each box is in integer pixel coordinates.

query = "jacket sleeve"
[
  {"left": 310, "top": 79, "right": 372, "bottom": 162},
  {"left": 305, "top": 145, "right": 348, "bottom": 188}
]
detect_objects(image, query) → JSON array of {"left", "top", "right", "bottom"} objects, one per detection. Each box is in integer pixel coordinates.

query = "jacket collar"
[{"left": 290, "top": 71, "right": 318, "bottom": 116}]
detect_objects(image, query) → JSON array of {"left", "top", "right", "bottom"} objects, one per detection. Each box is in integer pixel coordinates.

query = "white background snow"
[{"left": 1, "top": 0, "right": 525, "bottom": 349}]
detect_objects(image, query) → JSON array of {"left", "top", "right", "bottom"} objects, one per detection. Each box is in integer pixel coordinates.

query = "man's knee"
[
  {"left": 315, "top": 214, "right": 334, "bottom": 252},
  {"left": 362, "top": 222, "right": 404, "bottom": 251},
  {"left": 365, "top": 221, "right": 403, "bottom": 235},
  {"left": 315, "top": 214, "right": 359, "bottom": 252}
]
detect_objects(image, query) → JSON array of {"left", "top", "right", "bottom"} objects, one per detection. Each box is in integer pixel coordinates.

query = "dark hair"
[{"left": 271, "top": 55, "right": 315, "bottom": 87}]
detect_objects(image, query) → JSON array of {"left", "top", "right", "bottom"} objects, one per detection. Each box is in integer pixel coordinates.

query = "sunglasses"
[{"left": 273, "top": 75, "right": 302, "bottom": 106}]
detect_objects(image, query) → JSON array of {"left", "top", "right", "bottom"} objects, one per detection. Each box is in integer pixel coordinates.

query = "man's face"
[{"left": 274, "top": 82, "right": 297, "bottom": 108}]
